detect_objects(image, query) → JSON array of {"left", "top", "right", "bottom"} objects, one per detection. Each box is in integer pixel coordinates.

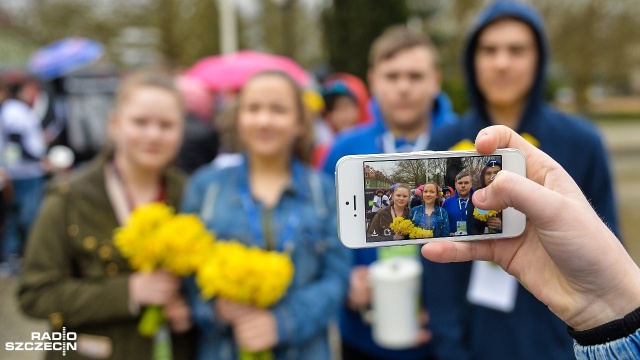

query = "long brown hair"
[{"left": 217, "top": 71, "right": 314, "bottom": 164}]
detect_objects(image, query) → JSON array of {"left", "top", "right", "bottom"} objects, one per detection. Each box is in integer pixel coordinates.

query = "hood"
[
  {"left": 463, "top": 0, "right": 549, "bottom": 129},
  {"left": 322, "top": 72, "right": 370, "bottom": 124}
]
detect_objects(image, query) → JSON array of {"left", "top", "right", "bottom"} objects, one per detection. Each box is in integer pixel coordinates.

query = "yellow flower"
[
  {"left": 520, "top": 133, "right": 540, "bottom": 148},
  {"left": 473, "top": 207, "right": 500, "bottom": 222},
  {"left": 449, "top": 139, "right": 476, "bottom": 151},
  {"left": 196, "top": 241, "right": 294, "bottom": 309},
  {"left": 409, "top": 227, "right": 434, "bottom": 239},
  {"left": 389, "top": 217, "right": 415, "bottom": 235}
]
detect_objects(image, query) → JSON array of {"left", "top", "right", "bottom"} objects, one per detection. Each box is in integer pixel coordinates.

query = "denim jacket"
[
  {"left": 574, "top": 329, "right": 640, "bottom": 359},
  {"left": 408, "top": 205, "right": 450, "bottom": 238},
  {"left": 181, "top": 156, "right": 351, "bottom": 360}
]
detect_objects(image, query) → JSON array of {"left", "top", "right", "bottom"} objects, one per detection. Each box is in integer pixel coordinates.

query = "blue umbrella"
[{"left": 28, "top": 37, "right": 104, "bottom": 80}]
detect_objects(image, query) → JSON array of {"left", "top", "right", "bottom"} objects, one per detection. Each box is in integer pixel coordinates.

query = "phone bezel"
[{"left": 335, "top": 149, "right": 526, "bottom": 249}]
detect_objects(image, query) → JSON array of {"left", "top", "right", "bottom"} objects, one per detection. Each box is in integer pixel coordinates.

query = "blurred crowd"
[{"left": 0, "top": 1, "right": 623, "bottom": 360}]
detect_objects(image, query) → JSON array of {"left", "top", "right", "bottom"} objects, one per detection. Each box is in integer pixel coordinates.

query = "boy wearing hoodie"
[
  {"left": 322, "top": 26, "right": 457, "bottom": 360},
  {"left": 427, "top": 2, "right": 619, "bottom": 360}
]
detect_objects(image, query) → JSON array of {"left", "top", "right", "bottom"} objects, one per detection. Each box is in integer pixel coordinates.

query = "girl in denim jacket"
[
  {"left": 182, "top": 71, "right": 350, "bottom": 360},
  {"left": 408, "top": 182, "right": 449, "bottom": 238}
]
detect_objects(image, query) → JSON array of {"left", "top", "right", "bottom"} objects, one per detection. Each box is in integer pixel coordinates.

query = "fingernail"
[{"left": 474, "top": 188, "right": 486, "bottom": 203}]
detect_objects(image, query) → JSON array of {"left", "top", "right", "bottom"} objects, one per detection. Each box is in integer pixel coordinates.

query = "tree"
[
  {"left": 445, "top": 157, "right": 464, "bottom": 187},
  {"left": 322, "top": 0, "right": 410, "bottom": 80},
  {"left": 390, "top": 159, "right": 428, "bottom": 187}
]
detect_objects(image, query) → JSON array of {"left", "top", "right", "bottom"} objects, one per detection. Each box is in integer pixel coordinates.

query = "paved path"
[{"left": 1, "top": 120, "right": 639, "bottom": 360}]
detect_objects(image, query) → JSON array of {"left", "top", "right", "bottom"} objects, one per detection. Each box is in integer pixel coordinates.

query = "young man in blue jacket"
[
  {"left": 426, "top": 1, "right": 620, "bottom": 360},
  {"left": 442, "top": 170, "right": 474, "bottom": 236},
  {"left": 322, "top": 26, "right": 457, "bottom": 360}
]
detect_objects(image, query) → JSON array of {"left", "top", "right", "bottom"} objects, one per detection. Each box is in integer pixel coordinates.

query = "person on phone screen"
[
  {"left": 469, "top": 158, "right": 502, "bottom": 235},
  {"left": 181, "top": 71, "right": 350, "bottom": 359},
  {"left": 408, "top": 182, "right": 449, "bottom": 238},
  {"left": 442, "top": 170, "right": 474, "bottom": 237},
  {"left": 426, "top": 1, "right": 620, "bottom": 359},
  {"left": 422, "top": 125, "right": 640, "bottom": 360},
  {"left": 371, "top": 189, "right": 386, "bottom": 213},
  {"left": 367, "top": 183, "right": 411, "bottom": 241}
]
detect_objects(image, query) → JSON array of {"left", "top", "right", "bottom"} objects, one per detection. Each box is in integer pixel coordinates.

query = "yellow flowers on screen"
[{"left": 389, "top": 216, "right": 434, "bottom": 239}]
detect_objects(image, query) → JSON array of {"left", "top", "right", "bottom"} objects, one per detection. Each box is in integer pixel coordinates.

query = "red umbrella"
[{"left": 185, "top": 50, "right": 311, "bottom": 90}]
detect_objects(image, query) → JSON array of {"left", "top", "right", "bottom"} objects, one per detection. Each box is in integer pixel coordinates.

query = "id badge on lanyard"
[{"left": 456, "top": 199, "right": 469, "bottom": 235}]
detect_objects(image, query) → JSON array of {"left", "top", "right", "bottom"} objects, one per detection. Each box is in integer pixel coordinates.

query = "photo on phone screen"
[{"left": 363, "top": 155, "right": 503, "bottom": 242}]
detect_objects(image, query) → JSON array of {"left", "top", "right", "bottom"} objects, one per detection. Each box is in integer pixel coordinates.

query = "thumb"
[{"left": 472, "top": 170, "right": 565, "bottom": 226}]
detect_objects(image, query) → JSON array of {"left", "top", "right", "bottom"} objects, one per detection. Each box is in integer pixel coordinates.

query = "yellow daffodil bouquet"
[
  {"left": 196, "top": 241, "right": 294, "bottom": 308},
  {"left": 473, "top": 208, "right": 500, "bottom": 222},
  {"left": 114, "top": 202, "right": 214, "bottom": 337},
  {"left": 389, "top": 217, "right": 434, "bottom": 239},
  {"left": 196, "top": 240, "right": 294, "bottom": 360}
]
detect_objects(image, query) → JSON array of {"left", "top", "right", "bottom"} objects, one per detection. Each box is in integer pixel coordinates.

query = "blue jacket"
[
  {"left": 574, "top": 329, "right": 640, "bottom": 359},
  {"left": 441, "top": 192, "right": 474, "bottom": 236},
  {"left": 322, "top": 95, "right": 457, "bottom": 359},
  {"left": 182, "top": 157, "right": 351, "bottom": 360},
  {"left": 426, "top": 2, "right": 620, "bottom": 360},
  {"left": 408, "top": 205, "right": 449, "bottom": 238}
]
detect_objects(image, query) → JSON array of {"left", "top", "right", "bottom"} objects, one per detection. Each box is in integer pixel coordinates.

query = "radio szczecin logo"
[{"left": 5, "top": 327, "right": 77, "bottom": 356}]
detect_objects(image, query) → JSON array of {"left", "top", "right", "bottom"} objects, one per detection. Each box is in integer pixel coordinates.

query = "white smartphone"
[{"left": 335, "top": 149, "right": 526, "bottom": 249}]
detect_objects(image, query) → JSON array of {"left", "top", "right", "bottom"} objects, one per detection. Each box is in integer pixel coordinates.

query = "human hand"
[
  {"left": 487, "top": 217, "right": 502, "bottom": 231},
  {"left": 421, "top": 125, "right": 640, "bottom": 331},
  {"left": 233, "top": 309, "right": 278, "bottom": 352},
  {"left": 164, "top": 296, "right": 192, "bottom": 333},
  {"left": 347, "top": 266, "right": 371, "bottom": 310},
  {"left": 416, "top": 310, "right": 432, "bottom": 345},
  {"left": 129, "top": 270, "right": 180, "bottom": 306},
  {"left": 215, "top": 299, "right": 254, "bottom": 325}
]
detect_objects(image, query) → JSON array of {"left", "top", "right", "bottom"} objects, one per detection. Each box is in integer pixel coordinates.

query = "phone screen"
[{"left": 363, "top": 155, "right": 503, "bottom": 242}]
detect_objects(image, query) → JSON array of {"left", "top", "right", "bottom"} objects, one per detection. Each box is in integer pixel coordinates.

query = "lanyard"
[
  {"left": 458, "top": 198, "right": 469, "bottom": 218},
  {"left": 381, "top": 132, "right": 429, "bottom": 154},
  {"left": 239, "top": 179, "right": 298, "bottom": 253}
]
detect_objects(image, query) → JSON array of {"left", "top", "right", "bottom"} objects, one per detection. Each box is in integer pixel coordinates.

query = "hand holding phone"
[
  {"left": 421, "top": 125, "right": 640, "bottom": 332},
  {"left": 335, "top": 149, "right": 526, "bottom": 249}
]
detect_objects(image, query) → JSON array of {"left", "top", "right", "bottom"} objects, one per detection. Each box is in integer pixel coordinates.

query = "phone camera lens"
[
  {"left": 353, "top": 214, "right": 357, "bottom": 217},
  {"left": 346, "top": 201, "right": 350, "bottom": 205}
]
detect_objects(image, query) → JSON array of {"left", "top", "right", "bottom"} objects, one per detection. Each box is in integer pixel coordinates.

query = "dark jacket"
[
  {"left": 18, "top": 155, "right": 193, "bottom": 360},
  {"left": 426, "top": 2, "right": 620, "bottom": 360},
  {"left": 367, "top": 205, "right": 409, "bottom": 242}
]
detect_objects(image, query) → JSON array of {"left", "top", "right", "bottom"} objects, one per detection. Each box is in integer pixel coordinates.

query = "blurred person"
[
  {"left": 175, "top": 76, "right": 219, "bottom": 174},
  {"left": 367, "top": 183, "right": 411, "bottom": 241},
  {"left": 410, "top": 185, "right": 424, "bottom": 208},
  {"left": 427, "top": 1, "right": 620, "bottom": 359},
  {"left": 322, "top": 25, "right": 457, "bottom": 360},
  {"left": 312, "top": 73, "right": 369, "bottom": 168},
  {"left": 18, "top": 71, "right": 194, "bottom": 360},
  {"left": 443, "top": 170, "right": 474, "bottom": 237},
  {"left": 422, "top": 125, "right": 640, "bottom": 360},
  {"left": 371, "top": 189, "right": 388, "bottom": 213},
  {"left": 441, "top": 186, "right": 453, "bottom": 200},
  {"left": 470, "top": 158, "right": 502, "bottom": 235},
  {"left": 181, "top": 71, "right": 350, "bottom": 359},
  {"left": 0, "top": 72, "right": 47, "bottom": 275},
  {"left": 408, "top": 182, "right": 449, "bottom": 238}
]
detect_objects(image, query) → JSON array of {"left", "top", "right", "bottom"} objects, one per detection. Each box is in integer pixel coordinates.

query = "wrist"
[
  {"left": 568, "top": 307, "right": 640, "bottom": 346},
  {"left": 564, "top": 280, "right": 640, "bottom": 331}
]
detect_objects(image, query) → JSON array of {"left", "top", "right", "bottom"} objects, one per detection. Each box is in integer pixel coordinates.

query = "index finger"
[{"left": 474, "top": 125, "right": 562, "bottom": 186}]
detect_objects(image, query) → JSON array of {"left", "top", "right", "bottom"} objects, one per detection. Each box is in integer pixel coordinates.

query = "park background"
[{"left": 1, "top": 1, "right": 639, "bottom": 359}]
